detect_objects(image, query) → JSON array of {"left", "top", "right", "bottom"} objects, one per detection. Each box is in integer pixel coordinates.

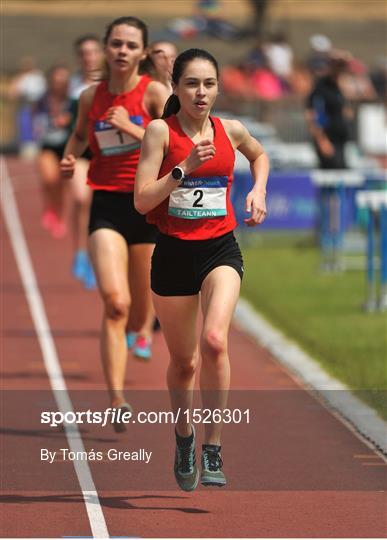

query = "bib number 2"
[
  {"left": 193, "top": 189, "right": 204, "bottom": 208},
  {"left": 168, "top": 176, "right": 228, "bottom": 220}
]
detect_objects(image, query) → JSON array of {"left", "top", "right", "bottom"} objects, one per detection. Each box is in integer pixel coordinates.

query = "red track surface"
[{"left": 1, "top": 157, "right": 386, "bottom": 538}]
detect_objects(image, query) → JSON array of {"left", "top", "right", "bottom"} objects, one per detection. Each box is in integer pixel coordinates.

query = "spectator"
[
  {"left": 8, "top": 56, "right": 46, "bottom": 156},
  {"left": 339, "top": 57, "right": 377, "bottom": 102},
  {"left": 305, "top": 50, "right": 353, "bottom": 169},
  {"left": 251, "top": 63, "right": 283, "bottom": 100},
  {"left": 246, "top": 40, "right": 266, "bottom": 69},
  {"left": 264, "top": 32, "right": 294, "bottom": 92},
  {"left": 306, "top": 34, "right": 332, "bottom": 78},
  {"left": 370, "top": 57, "right": 387, "bottom": 100},
  {"left": 289, "top": 61, "right": 313, "bottom": 97},
  {"left": 8, "top": 56, "right": 46, "bottom": 103},
  {"left": 220, "top": 62, "right": 252, "bottom": 98}
]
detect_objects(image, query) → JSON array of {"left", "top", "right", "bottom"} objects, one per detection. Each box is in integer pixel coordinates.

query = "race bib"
[
  {"left": 94, "top": 115, "right": 143, "bottom": 156},
  {"left": 168, "top": 176, "right": 228, "bottom": 219}
]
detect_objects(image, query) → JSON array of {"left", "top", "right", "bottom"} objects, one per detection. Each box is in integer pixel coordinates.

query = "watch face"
[{"left": 172, "top": 167, "right": 183, "bottom": 180}]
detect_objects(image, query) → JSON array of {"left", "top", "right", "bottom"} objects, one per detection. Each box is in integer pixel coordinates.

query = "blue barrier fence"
[{"left": 233, "top": 171, "right": 355, "bottom": 230}]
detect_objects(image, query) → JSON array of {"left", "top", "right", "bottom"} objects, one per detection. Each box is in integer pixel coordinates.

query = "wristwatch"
[{"left": 171, "top": 166, "right": 185, "bottom": 182}]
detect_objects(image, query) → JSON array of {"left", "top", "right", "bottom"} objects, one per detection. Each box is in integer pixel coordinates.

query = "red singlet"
[
  {"left": 87, "top": 76, "right": 152, "bottom": 192},
  {"left": 147, "top": 115, "right": 237, "bottom": 240}
]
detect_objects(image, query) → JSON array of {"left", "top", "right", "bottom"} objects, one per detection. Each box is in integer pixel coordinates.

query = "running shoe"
[
  {"left": 41, "top": 209, "right": 56, "bottom": 231},
  {"left": 126, "top": 331, "right": 136, "bottom": 349},
  {"left": 83, "top": 258, "right": 97, "bottom": 290},
  {"left": 112, "top": 402, "right": 133, "bottom": 433},
  {"left": 174, "top": 425, "right": 199, "bottom": 492},
  {"left": 132, "top": 335, "right": 152, "bottom": 360},
  {"left": 72, "top": 250, "right": 89, "bottom": 281},
  {"left": 50, "top": 215, "right": 67, "bottom": 239},
  {"left": 200, "top": 444, "right": 227, "bottom": 487}
]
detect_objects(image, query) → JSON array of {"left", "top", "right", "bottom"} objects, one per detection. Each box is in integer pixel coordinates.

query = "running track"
[{"left": 1, "top": 156, "right": 386, "bottom": 538}]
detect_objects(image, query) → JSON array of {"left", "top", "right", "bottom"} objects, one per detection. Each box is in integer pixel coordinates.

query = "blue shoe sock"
[
  {"left": 126, "top": 332, "right": 136, "bottom": 349},
  {"left": 83, "top": 258, "right": 96, "bottom": 290},
  {"left": 72, "top": 250, "right": 88, "bottom": 281}
]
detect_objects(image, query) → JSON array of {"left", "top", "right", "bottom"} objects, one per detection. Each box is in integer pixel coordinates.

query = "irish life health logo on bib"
[
  {"left": 168, "top": 176, "right": 228, "bottom": 219},
  {"left": 94, "top": 115, "right": 143, "bottom": 156}
]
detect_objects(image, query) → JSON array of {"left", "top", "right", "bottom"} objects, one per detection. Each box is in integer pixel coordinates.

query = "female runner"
[
  {"left": 61, "top": 17, "right": 169, "bottom": 424},
  {"left": 35, "top": 64, "right": 72, "bottom": 239},
  {"left": 135, "top": 48, "right": 269, "bottom": 490},
  {"left": 69, "top": 34, "right": 103, "bottom": 288}
]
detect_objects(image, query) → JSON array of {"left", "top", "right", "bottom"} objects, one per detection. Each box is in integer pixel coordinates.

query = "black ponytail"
[
  {"left": 162, "top": 94, "right": 180, "bottom": 119},
  {"left": 162, "top": 48, "right": 219, "bottom": 119}
]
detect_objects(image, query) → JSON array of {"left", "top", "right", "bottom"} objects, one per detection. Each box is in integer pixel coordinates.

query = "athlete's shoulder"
[
  {"left": 219, "top": 118, "right": 247, "bottom": 143},
  {"left": 79, "top": 83, "right": 99, "bottom": 107},
  {"left": 145, "top": 118, "right": 169, "bottom": 137},
  {"left": 146, "top": 79, "right": 170, "bottom": 99}
]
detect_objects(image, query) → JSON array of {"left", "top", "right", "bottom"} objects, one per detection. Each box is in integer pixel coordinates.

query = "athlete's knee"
[
  {"left": 170, "top": 353, "right": 198, "bottom": 379},
  {"left": 103, "top": 293, "right": 130, "bottom": 321},
  {"left": 201, "top": 328, "right": 227, "bottom": 357}
]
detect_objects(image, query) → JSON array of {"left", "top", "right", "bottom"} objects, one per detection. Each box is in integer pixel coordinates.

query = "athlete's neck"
[
  {"left": 177, "top": 110, "right": 212, "bottom": 138},
  {"left": 108, "top": 71, "right": 141, "bottom": 95},
  {"left": 82, "top": 69, "right": 99, "bottom": 86},
  {"left": 157, "top": 73, "right": 172, "bottom": 93}
]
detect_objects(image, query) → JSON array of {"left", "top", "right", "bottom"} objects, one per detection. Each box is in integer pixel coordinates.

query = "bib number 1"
[{"left": 94, "top": 116, "right": 142, "bottom": 156}]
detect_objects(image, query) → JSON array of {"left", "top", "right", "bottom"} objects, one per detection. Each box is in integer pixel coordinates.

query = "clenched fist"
[
  {"left": 60, "top": 154, "right": 76, "bottom": 179},
  {"left": 181, "top": 139, "right": 216, "bottom": 174}
]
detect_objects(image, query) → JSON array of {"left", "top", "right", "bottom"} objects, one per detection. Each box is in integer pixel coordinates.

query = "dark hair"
[
  {"left": 46, "top": 63, "right": 69, "bottom": 78},
  {"left": 100, "top": 17, "right": 148, "bottom": 80},
  {"left": 162, "top": 48, "right": 219, "bottom": 118},
  {"left": 140, "top": 40, "right": 178, "bottom": 77},
  {"left": 103, "top": 16, "right": 148, "bottom": 48},
  {"left": 73, "top": 34, "right": 101, "bottom": 51}
]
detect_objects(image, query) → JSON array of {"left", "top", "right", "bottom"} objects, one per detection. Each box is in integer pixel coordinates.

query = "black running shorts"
[
  {"left": 88, "top": 190, "right": 157, "bottom": 245},
  {"left": 41, "top": 143, "right": 66, "bottom": 160},
  {"left": 151, "top": 231, "right": 244, "bottom": 296}
]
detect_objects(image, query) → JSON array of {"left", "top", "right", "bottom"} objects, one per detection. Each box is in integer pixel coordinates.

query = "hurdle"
[
  {"left": 311, "top": 170, "right": 365, "bottom": 271},
  {"left": 356, "top": 190, "right": 387, "bottom": 312}
]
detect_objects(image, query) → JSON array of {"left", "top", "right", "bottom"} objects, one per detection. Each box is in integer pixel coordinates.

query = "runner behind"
[
  {"left": 35, "top": 64, "right": 72, "bottom": 238},
  {"left": 69, "top": 34, "right": 103, "bottom": 289},
  {"left": 61, "top": 17, "right": 169, "bottom": 419}
]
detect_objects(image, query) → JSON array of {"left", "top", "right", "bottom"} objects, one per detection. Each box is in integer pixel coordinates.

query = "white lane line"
[
  {"left": 234, "top": 298, "right": 387, "bottom": 458},
  {"left": 1, "top": 157, "right": 109, "bottom": 539}
]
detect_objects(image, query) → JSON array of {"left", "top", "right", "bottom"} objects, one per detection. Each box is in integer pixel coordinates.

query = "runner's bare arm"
[
  {"left": 145, "top": 81, "right": 171, "bottom": 119},
  {"left": 64, "top": 85, "right": 96, "bottom": 158},
  {"left": 134, "top": 120, "right": 173, "bottom": 214},
  {"left": 60, "top": 85, "right": 96, "bottom": 177},
  {"left": 134, "top": 119, "right": 215, "bottom": 214},
  {"left": 224, "top": 119, "right": 269, "bottom": 226},
  {"left": 107, "top": 81, "right": 169, "bottom": 142}
]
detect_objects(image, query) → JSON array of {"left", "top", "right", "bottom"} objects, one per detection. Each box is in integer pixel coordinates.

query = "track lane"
[{"left": 2, "top": 156, "right": 386, "bottom": 538}]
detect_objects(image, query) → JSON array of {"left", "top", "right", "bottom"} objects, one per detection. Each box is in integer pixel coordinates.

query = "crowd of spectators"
[{"left": 220, "top": 32, "right": 386, "bottom": 104}]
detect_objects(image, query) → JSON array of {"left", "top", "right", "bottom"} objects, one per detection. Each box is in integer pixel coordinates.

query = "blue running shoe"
[
  {"left": 126, "top": 331, "right": 137, "bottom": 349},
  {"left": 72, "top": 250, "right": 88, "bottom": 281},
  {"left": 83, "top": 258, "right": 97, "bottom": 290},
  {"left": 133, "top": 335, "right": 152, "bottom": 360}
]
